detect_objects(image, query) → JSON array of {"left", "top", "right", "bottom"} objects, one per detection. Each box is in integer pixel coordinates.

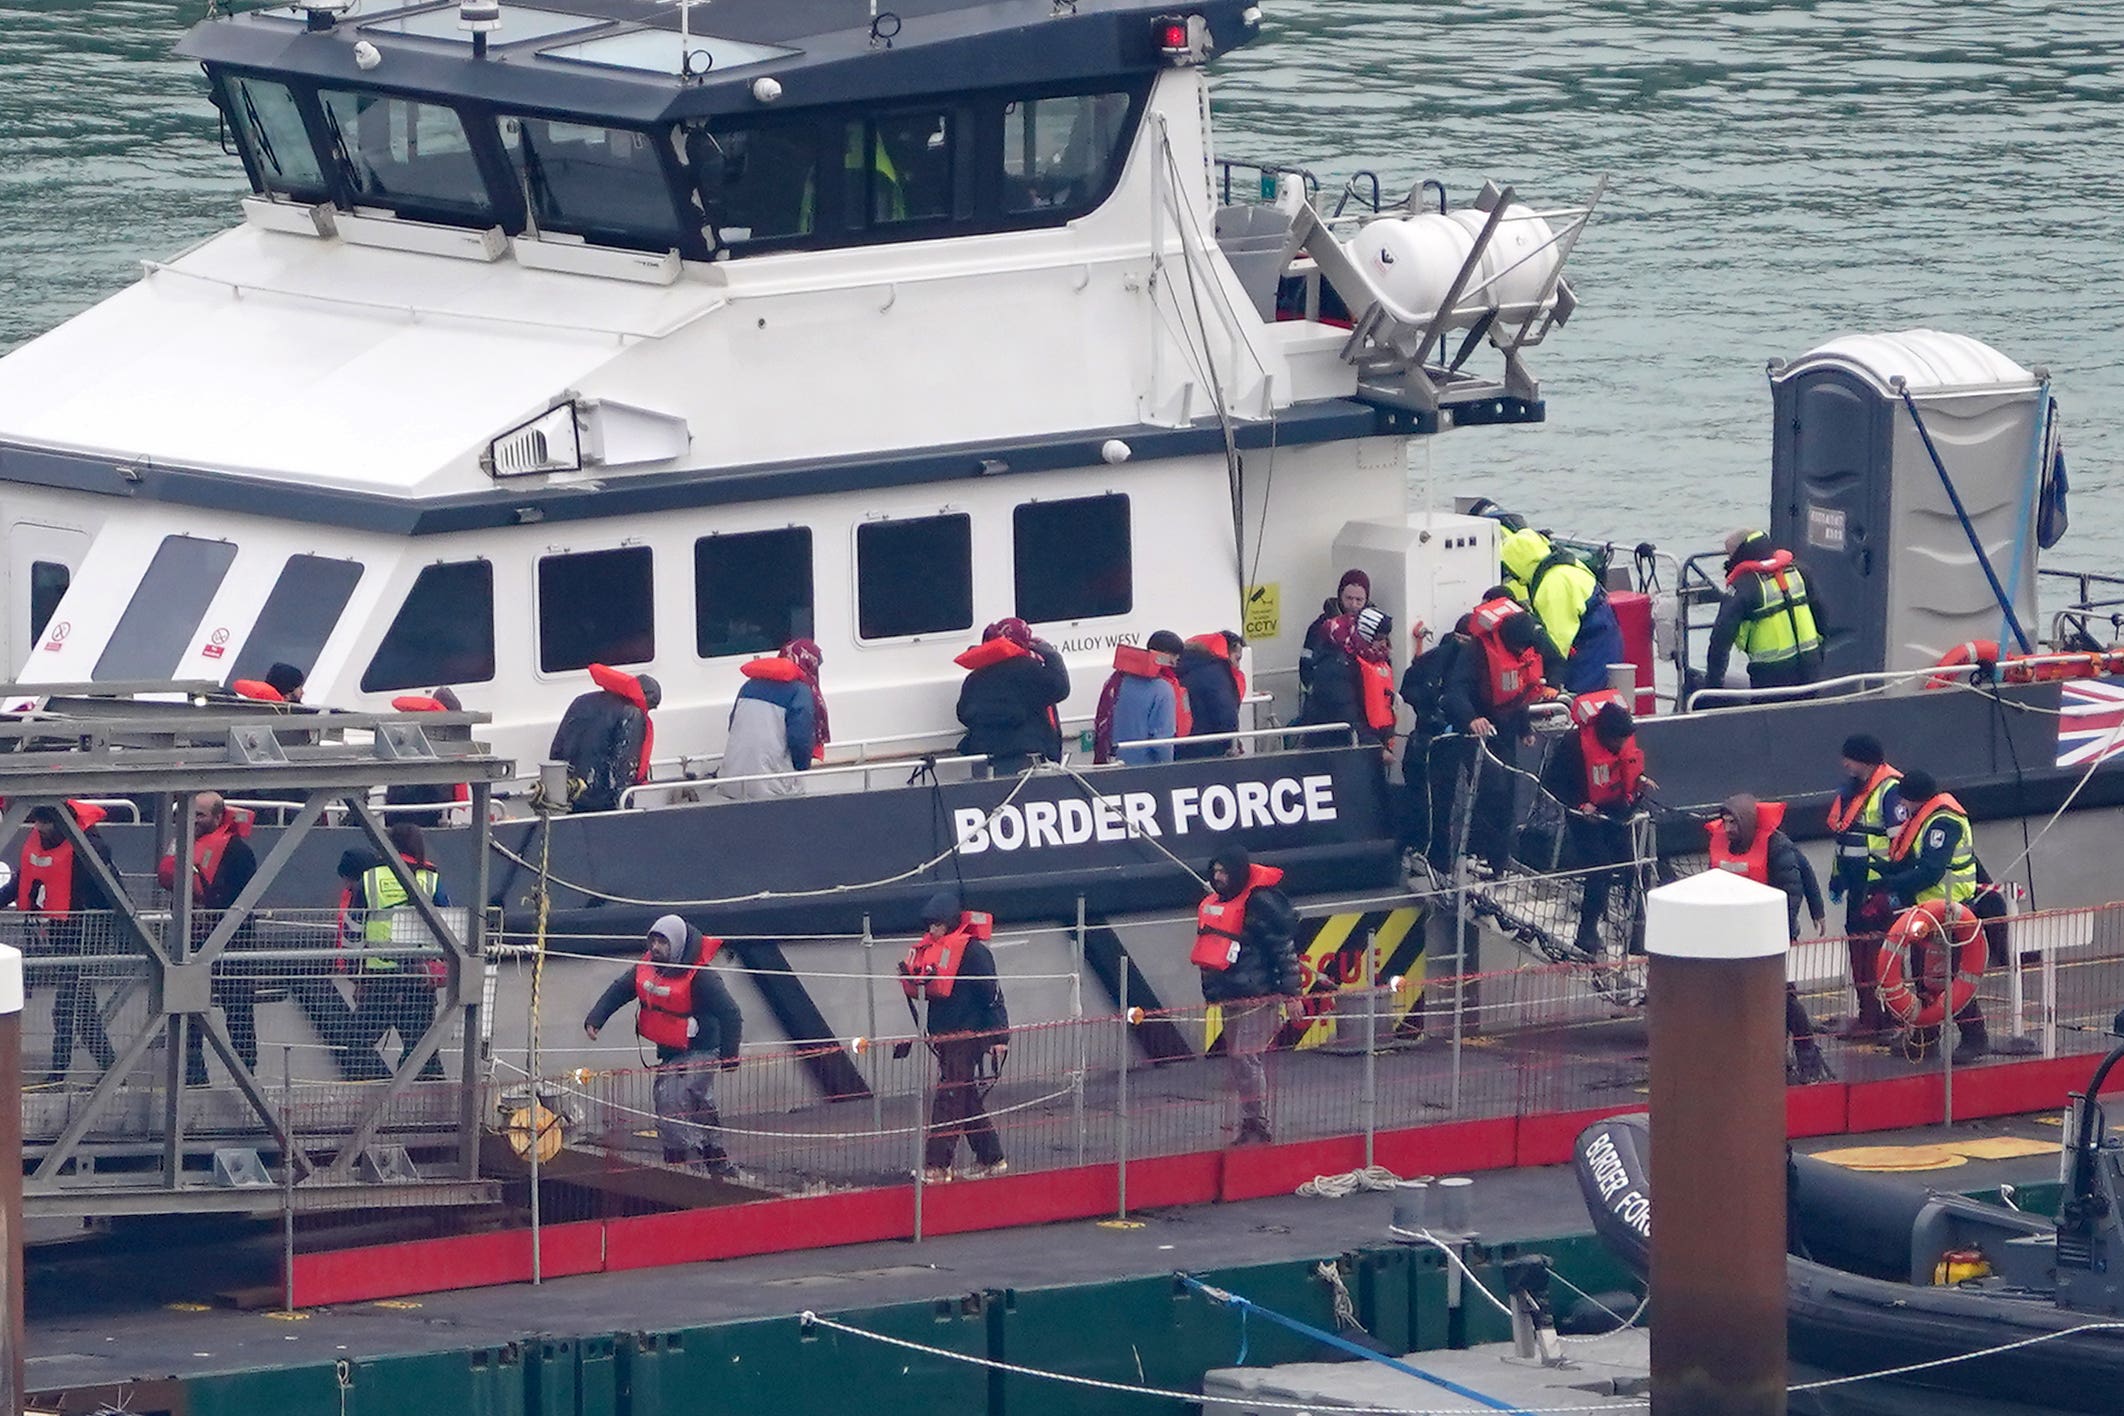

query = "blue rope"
[
  {"left": 1179, "top": 1274, "right": 1530, "bottom": 1414},
  {"left": 1898, "top": 385, "right": 2034, "bottom": 654}
]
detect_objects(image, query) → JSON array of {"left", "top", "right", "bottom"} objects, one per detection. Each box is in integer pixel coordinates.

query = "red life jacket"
[
  {"left": 1357, "top": 655, "right": 1396, "bottom": 732},
  {"left": 1467, "top": 598, "right": 1544, "bottom": 713},
  {"left": 1826, "top": 762, "right": 1896, "bottom": 833},
  {"left": 954, "top": 636, "right": 1031, "bottom": 672},
  {"left": 899, "top": 911, "right": 993, "bottom": 999},
  {"left": 1570, "top": 688, "right": 1644, "bottom": 809},
  {"left": 18, "top": 800, "right": 112, "bottom": 917},
  {"left": 230, "top": 679, "right": 285, "bottom": 703},
  {"left": 1725, "top": 547, "right": 1793, "bottom": 587},
  {"left": 634, "top": 954, "right": 697, "bottom": 1051},
  {"left": 1193, "top": 862, "right": 1285, "bottom": 970},
  {"left": 587, "top": 663, "right": 655, "bottom": 784},
  {"left": 1093, "top": 646, "right": 1194, "bottom": 761},
  {"left": 156, "top": 806, "right": 254, "bottom": 899},
  {"left": 1706, "top": 799, "right": 1786, "bottom": 885},
  {"left": 1889, "top": 792, "right": 1969, "bottom": 861}
]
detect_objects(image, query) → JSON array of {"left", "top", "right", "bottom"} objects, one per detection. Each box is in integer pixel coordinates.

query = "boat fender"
[{"left": 1876, "top": 900, "right": 1986, "bottom": 1029}]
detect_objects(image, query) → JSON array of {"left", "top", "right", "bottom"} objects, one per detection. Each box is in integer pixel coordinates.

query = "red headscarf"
[
  {"left": 984, "top": 617, "right": 1034, "bottom": 650},
  {"left": 783, "top": 638, "right": 829, "bottom": 750}
]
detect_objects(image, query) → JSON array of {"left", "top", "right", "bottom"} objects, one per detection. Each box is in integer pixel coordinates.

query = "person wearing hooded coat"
[
  {"left": 1093, "top": 630, "right": 1188, "bottom": 765},
  {"left": 955, "top": 618, "right": 1070, "bottom": 772},
  {"left": 1438, "top": 600, "right": 1545, "bottom": 875},
  {"left": 1540, "top": 699, "right": 1654, "bottom": 956},
  {"left": 1298, "top": 569, "right": 1370, "bottom": 696},
  {"left": 1174, "top": 631, "right": 1245, "bottom": 760},
  {"left": 1195, "top": 843, "right": 1304, "bottom": 1145},
  {"left": 1704, "top": 529, "right": 1827, "bottom": 694},
  {"left": 584, "top": 915, "right": 744, "bottom": 1174},
  {"left": 550, "top": 667, "right": 662, "bottom": 813},
  {"left": 1709, "top": 793, "right": 1834, "bottom": 1083},
  {"left": 1498, "top": 528, "right": 1624, "bottom": 694},
  {"left": 901, "top": 891, "right": 1010, "bottom": 1181},
  {"left": 721, "top": 639, "right": 829, "bottom": 799}
]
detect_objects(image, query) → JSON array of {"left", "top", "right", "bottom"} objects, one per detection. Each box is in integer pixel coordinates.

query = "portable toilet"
[{"left": 1767, "top": 330, "right": 2054, "bottom": 679}]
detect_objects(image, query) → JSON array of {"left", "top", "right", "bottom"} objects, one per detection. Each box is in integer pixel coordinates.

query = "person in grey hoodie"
[{"left": 584, "top": 915, "right": 745, "bottom": 1175}]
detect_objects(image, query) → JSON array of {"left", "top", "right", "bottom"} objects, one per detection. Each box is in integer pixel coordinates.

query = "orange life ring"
[
  {"left": 1923, "top": 641, "right": 2000, "bottom": 690},
  {"left": 1874, "top": 900, "right": 1985, "bottom": 1028}
]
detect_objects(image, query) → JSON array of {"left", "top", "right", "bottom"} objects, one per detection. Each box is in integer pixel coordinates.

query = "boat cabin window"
[
  {"left": 1014, "top": 495, "right": 1131, "bottom": 623},
  {"left": 695, "top": 529, "right": 814, "bottom": 658},
  {"left": 361, "top": 560, "right": 496, "bottom": 692},
  {"left": 845, "top": 112, "right": 957, "bottom": 226},
  {"left": 318, "top": 89, "right": 495, "bottom": 224},
  {"left": 539, "top": 546, "right": 655, "bottom": 673},
  {"left": 1001, "top": 93, "right": 1134, "bottom": 214},
  {"left": 856, "top": 514, "right": 972, "bottom": 640},
  {"left": 222, "top": 74, "right": 330, "bottom": 202},
  {"left": 689, "top": 125, "right": 820, "bottom": 246},
  {"left": 94, "top": 535, "right": 238, "bottom": 681},
  {"left": 501, "top": 115, "right": 684, "bottom": 254},
  {"left": 28, "top": 562, "right": 69, "bottom": 647},
  {"left": 228, "top": 554, "right": 364, "bottom": 687}
]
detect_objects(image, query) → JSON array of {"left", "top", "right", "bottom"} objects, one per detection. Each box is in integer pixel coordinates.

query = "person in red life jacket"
[
  {"left": 1174, "top": 630, "right": 1246, "bottom": 760},
  {"left": 549, "top": 665, "right": 661, "bottom": 813},
  {"left": 955, "top": 618, "right": 1070, "bottom": 773},
  {"left": 720, "top": 639, "right": 828, "bottom": 800},
  {"left": 155, "top": 792, "right": 261, "bottom": 1085},
  {"left": 584, "top": 914, "right": 744, "bottom": 1176},
  {"left": 1093, "top": 630, "right": 1190, "bottom": 765},
  {"left": 229, "top": 661, "right": 307, "bottom": 705},
  {"left": 1196, "top": 842, "right": 1304, "bottom": 1145},
  {"left": 1296, "top": 606, "right": 1398, "bottom": 756},
  {"left": 1704, "top": 530, "right": 1828, "bottom": 695},
  {"left": 384, "top": 687, "right": 467, "bottom": 827},
  {"left": 1439, "top": 595, "right": 1547, "bottom": 876},
  {"left": 0, "top": 803, "right": 120, "bottom": 1083},
  {"left": 901, "top": 891, "right": 1011, "bottom": 1182},
  {"left": 344, "top": 823, "right": 450, "bottom": 1083},
  {"left": 1298, "top": 569, "right": 1369, "bottom": 697},
  {"left": 1708, "top": 793, "right": 1833, "bottom": 1084},
  {"left": 1540, "top": 691, "right": 1656, "bottom": 957}
]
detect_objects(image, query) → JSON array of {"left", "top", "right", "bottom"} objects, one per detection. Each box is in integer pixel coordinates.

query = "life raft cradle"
[{"left": 1925, "top": 641, "right": 2124, "bottom": 690}]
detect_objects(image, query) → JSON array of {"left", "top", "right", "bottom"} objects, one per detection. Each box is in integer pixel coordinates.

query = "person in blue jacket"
[{"left": 721, "top": 639, "right": 827, "bottom": 799}]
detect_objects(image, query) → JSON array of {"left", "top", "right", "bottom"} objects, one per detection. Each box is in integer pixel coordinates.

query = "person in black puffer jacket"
[
  {"left": 1174, "top": 631, "right": 1245, "bottom": 760},
  {"left": 955, "top": 617, "right": 1071, "bottom": 772},
  {"left": 1195, "top": 842, "right": 1303, "bottom": 1145}
]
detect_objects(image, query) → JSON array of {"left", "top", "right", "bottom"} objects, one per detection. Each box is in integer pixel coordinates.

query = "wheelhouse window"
[
  {"left": 1014, "top": 495, "right": 1131, "bottom": 623},
  {"left": 222, "top": 74, "right": 329, "bottom": 201},
  {"left": 845, "top": 112, "right": 955, "bottom": 226},
  {"left": 318, "top": 89, "right": 494, "bottom": 223},
  {"left": 501, "top": 115, "right": 684, "bottom": 253},
  {"left": 28, "top": 562, "right": 68, "bottom": 647},
  {"left": 539, "top": 547, "right": 654, "bottom": 673},
  {"left": 94, "top": 536, "right": 238, "bottom": 681},
  {"left": 695, "top": 529, "right": 813, "bottom": 658},
  {"left": 228, "top": 555, "right": 363, "bottom": 686},
  {"left": 361, "top": 560, "right": 495, "bottom": 692},
  {"left": 1002, "top": 92, "right": 1134, "bottom": 214},
  {"left": 690, "top": 124, "right": 819, "bottom": 246},
  {"left": 857, "top": 515, "right": 971, "bottom": 640}
]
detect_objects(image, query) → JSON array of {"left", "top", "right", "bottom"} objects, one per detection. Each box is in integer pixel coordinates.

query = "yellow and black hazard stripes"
[{"left": 1204, "top": 905, "right": 1427, "bottom": 1053}]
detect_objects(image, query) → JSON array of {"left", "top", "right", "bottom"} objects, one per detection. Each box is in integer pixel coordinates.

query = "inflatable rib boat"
[{"left": 1575, "top": 1027, "right": 2124, "bottom": 1414}]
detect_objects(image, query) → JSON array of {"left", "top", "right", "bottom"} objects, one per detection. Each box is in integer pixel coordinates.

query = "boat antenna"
[{"left": 460, "top": 0, "right": 502, "bottom": 59}]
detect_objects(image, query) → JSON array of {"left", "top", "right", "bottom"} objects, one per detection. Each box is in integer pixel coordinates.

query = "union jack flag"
[{"left": 2056, "top": 679, "right": 2124, "bottom": 767}]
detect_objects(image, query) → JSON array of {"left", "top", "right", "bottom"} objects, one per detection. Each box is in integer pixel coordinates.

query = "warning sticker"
[{"left": 1243, "top": 582, "right": 1280, "bottom": 641}]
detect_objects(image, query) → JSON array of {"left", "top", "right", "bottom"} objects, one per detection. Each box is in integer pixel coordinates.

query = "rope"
[
  {"left": 1296, "top": 1164, "right": 1403, "bottom": 1198},
  {"left": 1788, "top": 1319, "right": 2124, "bottom": 1391},
  {"left": 1389, "top": 1227, "right": 1517, "bottom": 1318},
  {"left": 485, "top": 768, "right": 1039, "bottom": 909},
  {"left": 528, "top": 815, "right": 554, "bottom": 1082},
  {"left": 1314, "top": 1260, "right": 1363, "bottom": 1333},
  {"left": 795, "top": 1311, "right": 1650, "bottom": 1414}
]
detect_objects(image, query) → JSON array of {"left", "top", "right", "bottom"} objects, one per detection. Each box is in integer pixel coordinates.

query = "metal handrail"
[
  {"left": 1106, "top": 723, "right": 1357, "bottom": 756},
  {"left": 618, "top": 753, "right": 991, "bottom": 808}
]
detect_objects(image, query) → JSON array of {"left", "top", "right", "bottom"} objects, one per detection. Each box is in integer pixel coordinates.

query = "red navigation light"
[{"left": 1155, "top": 15, "right": 1190, "bottom": 53}]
